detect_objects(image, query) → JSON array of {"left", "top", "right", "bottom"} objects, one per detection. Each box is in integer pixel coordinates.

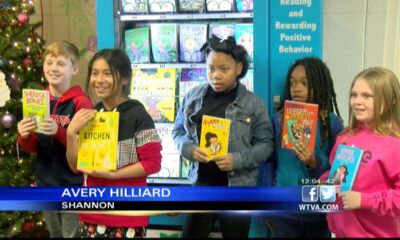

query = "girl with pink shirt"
[{"left": 322, "top": 67, "right": 400, "bottom": 237}]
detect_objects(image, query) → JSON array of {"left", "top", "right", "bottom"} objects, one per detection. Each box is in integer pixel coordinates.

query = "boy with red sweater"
[{"left": 17, "top": 41, "right": 93, "bottom": 237}]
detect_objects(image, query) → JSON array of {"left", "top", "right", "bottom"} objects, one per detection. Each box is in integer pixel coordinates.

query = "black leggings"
[{"left": 182, "top": 212, "right": 251, "bottom": 238}]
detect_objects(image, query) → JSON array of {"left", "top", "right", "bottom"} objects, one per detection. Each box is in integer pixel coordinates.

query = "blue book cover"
[
  {"left": 179, "top": 24, "right": 207, "bottom": 63},
  {"left": 328, "top": 144, "right": 364, "bottom": 192},
  {"left": 234, "top": 23, "right": 254, "bottom": 62},
  {"left": 179, "top": 68, "right": 207, "bottom": 105},
  {"left": 235, "top": 0, "right": 253, "bottom": 12}
]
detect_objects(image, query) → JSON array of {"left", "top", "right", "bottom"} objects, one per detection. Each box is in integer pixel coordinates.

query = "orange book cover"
[{"left": 281, "top": 100, "right": 319, "bottom": 151}]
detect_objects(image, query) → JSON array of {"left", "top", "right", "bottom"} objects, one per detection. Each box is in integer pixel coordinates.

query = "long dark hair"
[
  {"left": 279, "top": 57, "right": 342, "bottom": 146},
  {"left": 86, "top": 48, "right": 132, "bottom": 97},
  {"left": 200, "top": 34, "right": 249, "bottom": 79}
]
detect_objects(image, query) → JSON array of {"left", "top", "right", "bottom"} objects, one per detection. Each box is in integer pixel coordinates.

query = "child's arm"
[
  {"left": 309, "top": 114, "right": 344, "bottom": 178},
  {"left": 229, "top": 99, "right": 275, "bottom": 170},
  {"left": 356, "top": 148, "right": 400, "bottom": 217},
  {"left": 17, "top": 118, "right": 37, "bottom": 153},
  {"left": 54, "top": 96, "right": 93, "bottom": 146},
  {"left": 172, "top": 94, "right": 199, "bottom": 162},
  {"left": 66, "top": 109, "right": 96, "bottom": 173}
]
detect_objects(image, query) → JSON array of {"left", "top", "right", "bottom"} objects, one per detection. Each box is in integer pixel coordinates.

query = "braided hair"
[
  {"left": 279, "top": 57, "right": 342, "bottom": 146},
  {"left": 200, "top": 34, "right": 249, "bottom": 79}
]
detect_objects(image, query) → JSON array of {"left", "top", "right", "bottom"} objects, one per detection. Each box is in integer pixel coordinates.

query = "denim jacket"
[{"left": 172, "top": 83, "right": 274, "bottom": 186}]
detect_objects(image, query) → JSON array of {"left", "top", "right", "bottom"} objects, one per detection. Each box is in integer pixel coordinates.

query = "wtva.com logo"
[{"left": 302, "top": 185, "right": 336, "bottom": 203}]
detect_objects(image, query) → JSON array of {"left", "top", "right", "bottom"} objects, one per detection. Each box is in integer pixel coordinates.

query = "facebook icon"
[{"left": 302, "top": 186, "right": 318, "bottom": 202}]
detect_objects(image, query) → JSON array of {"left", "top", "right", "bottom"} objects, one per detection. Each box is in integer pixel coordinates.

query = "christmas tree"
[{"left": 0, "top": 0, "right": 48, "bottom": 237}]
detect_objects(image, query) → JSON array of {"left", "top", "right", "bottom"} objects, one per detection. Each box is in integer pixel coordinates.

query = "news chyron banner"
[{"left": 0, "top": 186, "right": 341, "bottom": 213}]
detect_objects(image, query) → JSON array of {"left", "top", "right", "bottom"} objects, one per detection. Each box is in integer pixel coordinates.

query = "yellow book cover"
[
  {"left": 77, "top": 112, "right": 119, "bottom": 171},
  {"left": 199, "top": 115, "right": 231, "bottom": 159},
  {"left": 22, "top": 89, "right": 50, "bottom": 133},
  {"left": 130, "top": 68, "right": 176, "bottom": 123}
]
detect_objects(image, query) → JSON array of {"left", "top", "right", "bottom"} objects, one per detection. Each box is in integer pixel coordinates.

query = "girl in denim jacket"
[{"left": 172, "top": 35, "right": 274, "bottom": 238}]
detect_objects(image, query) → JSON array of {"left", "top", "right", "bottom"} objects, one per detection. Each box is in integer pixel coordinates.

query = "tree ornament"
[
  {"left": 22, "top": 57, "right": 33, "bottom": 67},
  {"left": 17, "top": 12, "right": 30, "bottom": 25},
  {"left": 22, "top": 219, "right": 35, "bottom": 232},
  {"left": 1, "top": 112, "right": 16, "bottom": 129},
  {"left": 0, "top": 71, "right": 11, "bottom": 107},
  {"left": 0, "top": 57, "right": 7, "bottom": 69}
]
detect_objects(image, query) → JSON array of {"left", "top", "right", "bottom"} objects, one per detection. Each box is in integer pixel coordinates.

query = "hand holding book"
[
  {"left": 213, "top": 154, "right": 233, "bottom": 171},
  {"left": 293, "top": 142, "right": 317, "bottom": 168},
  {"left": 67, "top": 109, "right": 97, "bottom": 135},
  {"left": 17, "top": 118, "right": 36, "bottom": 139},
  {"left": 192, "top": 146, "right": 209, "bottom": 163},
  {"left": 78, "top": 168, "right": 117, "bottom": 179},
  {"left": 38, "top": 118, "right": 58, "bottom": 136},
  {"left": 339, "top": 191, "right": 361, "bottom": 210}
]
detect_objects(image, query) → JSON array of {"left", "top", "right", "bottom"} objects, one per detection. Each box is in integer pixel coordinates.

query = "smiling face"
[
  {"left": 290, "top": 65, "right": 309, "bottom": 103},
  {"left": 43, "top": 54, "right": 78, "bottom": 93},
  {"left": 89, "top": 58, "right": 127, "bottom": 108},
  {"left": 206, "top": 51, "right": 242, "bottom": 93},
  {"left": 350, "top": 78, "right": 374, "bottom": 128}
]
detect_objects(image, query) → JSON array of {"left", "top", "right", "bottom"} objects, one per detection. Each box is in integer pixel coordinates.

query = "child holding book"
[
  {"left": 172, "top": 35, "right": 274, "bottom": 238},
  {"left": 17, "top": 41, "right": 93, "bottom": 238},
  {"left": 66, "top": 48, "right": 162, "bottom": 238},
  {"left": 320, "top": 67, "right": 400, "bottom": 237},
  {"left": 265, "top": 57, "right": 344, "bottom": 238}
]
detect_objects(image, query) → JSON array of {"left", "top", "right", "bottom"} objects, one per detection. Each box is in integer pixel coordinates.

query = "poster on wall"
[{"left": 269, "top": 0, "right": 322, "bottom": 113}]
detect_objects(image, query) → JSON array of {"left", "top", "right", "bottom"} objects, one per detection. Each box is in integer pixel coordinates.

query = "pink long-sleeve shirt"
[{"left": 321, "top": 125, "right": 400, "bottom": 238}]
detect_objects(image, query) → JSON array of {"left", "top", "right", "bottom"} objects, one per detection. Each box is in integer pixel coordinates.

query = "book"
[
  {"left": 235, "top": 0, "right": 253, "bottom": 12},
  {"left": 124, "top": 27, "right": 150, "bottom": 64},
  {"left": 22, "top": 89, "right": 50, "bottom": 134},
  {"left": 208, "top": 22, "right": 234, "bottom": 40},
  {"left": 77, "top": 112, "right": 119, "bottom": 171},
  {"left": 327, "top": 144, "right": 364, "bottom": 192},
  {"left": 179, "top": 23, "right": 207, "bottom": 63},
  {"left": 148, "top": 0, "right": 176, "bottom": 13},
  {"left": 206, "top": 0, "right": 235, "bottom": 12},
  {"left": 199, "top": 115, "right": 231, "bottom": 159},
  {"left": 150, "top": 24, "right": 178, "bottom": 63},
  {"left": 240, "top": 68, "right": 253, "bottom": 92},
  {"left": 130, "top": 68, "right": 177, "bottom": 122},
  {"left": 179, "top": 68, "right": 207, "bottom": 105},
  {"left": 178, "top": 0, "right": 205, "bottom": 13},
  {"left": 121, "top": 0, "right": 149, "bottom": 13},
  {"left": 281, "top": 100, "right": 319, "bottom": 151},
  {"left": 234, "top": 23, "right": 254, "bottom": 62}
]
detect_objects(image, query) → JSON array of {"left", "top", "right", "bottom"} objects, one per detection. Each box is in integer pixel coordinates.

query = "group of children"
[
  {"left": 16, "top": 35, "right": 400, "bottom": 238},
  {"left": 17, "top": 42, "right": 162, "bottom": 238}
]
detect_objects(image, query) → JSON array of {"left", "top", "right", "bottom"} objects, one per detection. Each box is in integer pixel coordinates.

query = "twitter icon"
[{"left": 320, "top": 185, "right": 336, "bottom": 202}]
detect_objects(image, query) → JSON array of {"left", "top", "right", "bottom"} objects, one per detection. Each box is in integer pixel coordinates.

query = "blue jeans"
[{"left": 42, "top": 211, "right": 79, "bottom": 238}]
